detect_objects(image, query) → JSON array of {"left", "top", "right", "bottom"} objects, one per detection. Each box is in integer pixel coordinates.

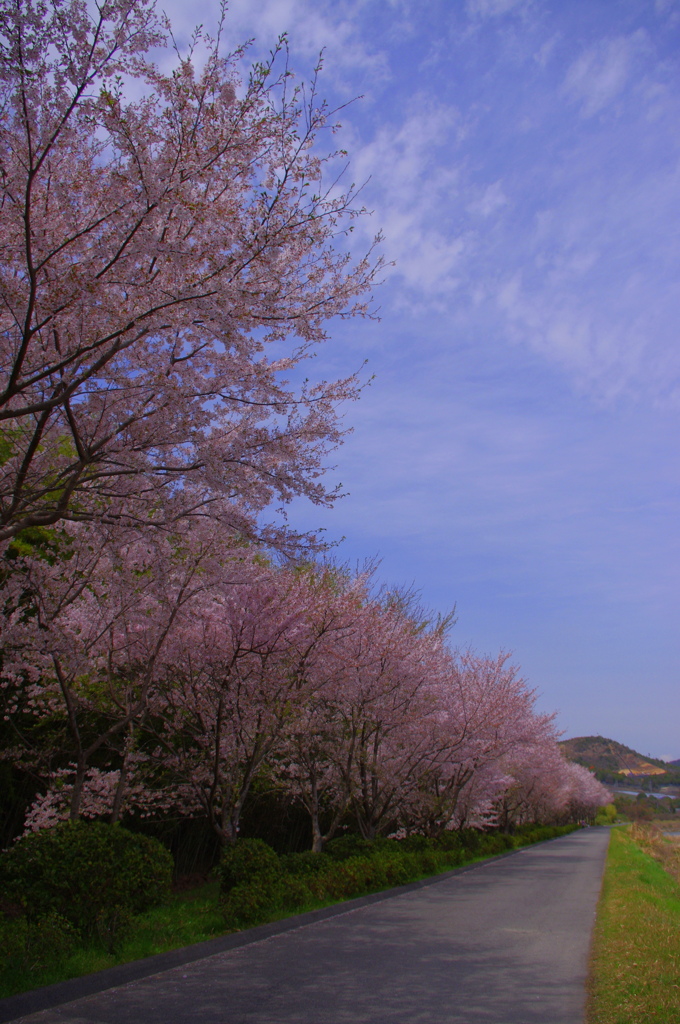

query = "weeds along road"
[{"left": 2, "top": 828, "right": 610, "bottom": 1024}]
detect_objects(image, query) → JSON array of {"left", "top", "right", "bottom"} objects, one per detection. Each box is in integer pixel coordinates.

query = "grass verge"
[
  {"left": 587, "top": 825, "right": 680, "bottom": 1024},
  {"left": 0, "top": 878, "right": 225, "bottom": 1000}
]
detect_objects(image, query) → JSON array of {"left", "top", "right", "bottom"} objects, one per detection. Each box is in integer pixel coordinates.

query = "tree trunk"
[
  {"left": 69, "top": 758, "right": 86, "bottom": 820},
  {"left": 110, "top": 763, "right": 128, "bottom": 824}
]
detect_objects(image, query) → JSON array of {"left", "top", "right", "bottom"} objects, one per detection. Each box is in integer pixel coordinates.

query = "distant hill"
[{"left": 559, "top": 736, "right": 680, "bottom": 785}]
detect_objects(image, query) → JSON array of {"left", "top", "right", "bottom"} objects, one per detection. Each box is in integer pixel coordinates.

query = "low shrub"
[
  {"left": 417, "top": 848, "right": 451, "bottom": 873},
  {"left": 513, "top": 824, "right": 576, "bottom": 846},
  {"left": 324, "top": 835, "right": 388, "bottom": 861},
  {"left": 458, "top": 829, "right": 483, "bottom": 852},
  {"left": 279, "top": 850, "right": 331, "bottom": 876},
  {"left": 217, "top": 825, "right": 579, "bottom": 931},
  {"left": 0, "top": 912, "right": 78, "bottom": 974},
  {"left": 218, "top": 838, "right": 281, "bottom": 896},
  {"left": 377, "top": 851, "right": 414, "bottom": 887},
  {"left": 316, "top": 855, "right": 376, "bottom": 899},
  {"left": 221, "top": 874, "right": 310, "bottom": 928},
  {"left": 476, "top": 833, "right": 516, "bottom": 856},
  {"left": 397, "top": 835, "right": 434, "bottom": 853},
  {"left": 0, "top": 821, "right": 173, "bottom": 942},
  {"left": 436, "top": 831, "right": 464, "bottom": 853}
]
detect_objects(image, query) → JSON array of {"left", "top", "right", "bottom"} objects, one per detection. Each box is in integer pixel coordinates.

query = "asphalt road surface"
[{"left": 1, "top": 827, "right": 611, "bottom": 1024}]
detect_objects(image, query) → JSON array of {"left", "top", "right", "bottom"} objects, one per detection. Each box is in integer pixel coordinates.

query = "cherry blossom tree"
[
  {"left": 0, "top": 0, "right": 381, "bottom": 544},
  {"left": 3, "top": 514, "right": 606, "bottom": 841},
  {"left": 404, "top": 651, "right": 551, "bottom": 835},
  {"left": 344, "top": 611, "right": 450, "bottom": 840},
  {"left": 141, "top": 563, "right": 368, "bottom": 845},
  {"left": 496, "top": 744, "right": 610, "bottom": 828},
  {"left": 559, "top": 761, "right": 610, "bottom": 824},
  {"left": 281, "top": 595, "right": 454, "bottom": 843},
  {"left": 494, "top": 728, "right": 570, "bottom": 831},
  {"left": 273, "top": 568, "right": 372, "bottom": 852},
  {"left": 1, "top": 508, "right": 243, "bottom": 823}
]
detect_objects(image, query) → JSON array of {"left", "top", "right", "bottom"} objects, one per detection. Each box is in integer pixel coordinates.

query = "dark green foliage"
[
  {"left": 0, "top": 912, "right": 78, "bottom": 974},
  {"left": 404, "top": 847, "right": 450, "bottom": 873},
  {"left": 218, "top": 838, "right": 281, "bottom": 896},
  {"left": 219, "top": 840, "right": 309, "bottom": 927},
  {"left": 220, "top": 878, "right": 280, "bottom": 927},
  {"left": 221, "top": 875, "right": 309, "bottom": 928},
  {"left": 324, "top": 834, "right": 391, "bottom": 861},
  {"left": 513, "top": 824, "right": 569, "bottom": 845},
  {"left": 458, "top": 828, "right": 482, "bottom": 851},
  {"left": 0, "top": 821, "right": 173, "bottom": 941},
  {"left": 397, "top": 834, "right": 434, "bottom": 852},
  {"left": 436, "top": 831, "right": 464, "bottom": 852},
  {"left": 279, "top": 850, "right": 331, "bottom": 876},
  {"left": 475, "top": 832, "right": 516, "bottom": 855}
]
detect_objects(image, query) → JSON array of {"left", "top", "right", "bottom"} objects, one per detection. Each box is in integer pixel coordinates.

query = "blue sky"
[{"left": 164, "top": 0, "right": 680, "bottom": 759}]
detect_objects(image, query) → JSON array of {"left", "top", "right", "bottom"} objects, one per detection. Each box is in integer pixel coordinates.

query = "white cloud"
[
  {"left": 160, "top": 0, "right": 389, "bottom": 85},
  {"left": 534, "top": 34, "right": 560, "bottom": 68},
  {"left": 468, "top": 180, "right": 508, "bottom": 217},
  {"left": 346, "top": 98, "right": 473, "bottom": 296},
  {"left": 495, "top": 267, "right": 680, "bottom": 404},
  {"left": 562, "top": 32, "right": 649, "bottom": 117},
  {"left": 466, "top": 0, "right": 534, "bottom": 18}
]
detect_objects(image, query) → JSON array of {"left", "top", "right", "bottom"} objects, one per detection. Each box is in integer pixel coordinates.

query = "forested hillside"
[{"left": 560, "top": 736, "right": 680, "bottom": 785}]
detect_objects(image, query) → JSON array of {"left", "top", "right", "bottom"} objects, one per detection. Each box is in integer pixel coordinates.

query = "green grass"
[
  {"left": 587, "top": 826, "right": 680, "bottom": 1024},
  {"left": 0, "top": 879, "right": 224, "bottom": 999}
]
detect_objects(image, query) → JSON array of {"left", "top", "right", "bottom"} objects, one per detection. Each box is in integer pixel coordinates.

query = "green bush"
[
  {"left": 440, "top": 834, "right": 464, "bottom": 855},
  {"left": 476, "top": 833, "right": 516, "bottom": 856},
  {"left": 221, "top": 874, "right": 310, "bottom": 928},
  {"left": 315, "top": 855, "right": 375, "bottom": 899},
  {"left": 512, "top": 824, "right": 577, "bottom": 845},
  {"left": 594, "top": 804, "right": 618, "bottom": 825},
  {"left": 458, "top": 829, "right": 482, "bottom": 852},
  {"left": 0, "top": 821, "right": 172, "bottom": 941},
  {"left": 279, "top": 850, "right": 331, "bottom": 876},
  {"left": 414, "top": 848, "right": 450, "bottom": 873},
  {"left": 376, "top": 851, "right": 412, "bottom": 886},
  {"left": 0, "top": 912, "right": 78, "bottom": 975},
  {"left": 397, "top": 834, "right": 434, "bottom": 852},
  {"left": 324, "top": 835, "right": 391, "bottom": 861},
  {"left": 221, "top": 877, "right": 283, "bottom": 927},
  {"left": 218, "top": 838, "right": 281, "bottom": 896}
]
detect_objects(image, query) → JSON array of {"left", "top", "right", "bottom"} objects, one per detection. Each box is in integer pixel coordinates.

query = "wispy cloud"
[
  {"left": 562, "top": 32, "right": 649, "bottom": 117},
  {"left": 346, "top": 97, "right": 472, "bottom": 296},
  {"left": 466, "top": 0, "right": 535, "bottom": 20},
  {"left": 163, "top": 0, "right": 390, "bottom": 85}
]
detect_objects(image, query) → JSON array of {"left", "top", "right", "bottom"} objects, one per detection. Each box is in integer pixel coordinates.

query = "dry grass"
[
  {"left": 630, "top": 822, "right": 680, "bottom": 884},
  {"left": 587, "top": 826, "right": 680, "bottom": 1024}
]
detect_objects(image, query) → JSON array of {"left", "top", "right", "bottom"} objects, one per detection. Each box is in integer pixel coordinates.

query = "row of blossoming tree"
[
  {"left": 0, "top": 0, "right": 608, "bottom": 847},
  {"left": 2, "top": 513, "right": 608, "bottom": 848}
]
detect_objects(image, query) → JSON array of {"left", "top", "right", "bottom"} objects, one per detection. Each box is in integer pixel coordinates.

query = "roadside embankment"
[{"left": 587, "top": 825, "right": 680, "bottom": 1024}]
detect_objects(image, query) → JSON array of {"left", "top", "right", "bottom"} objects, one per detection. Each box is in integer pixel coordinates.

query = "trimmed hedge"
[
  {"left": 218, "top": 838, "right": 282, "bottom": 894},
  {"left": 219, "top": 824, "right": 578, "bottom": 929}
]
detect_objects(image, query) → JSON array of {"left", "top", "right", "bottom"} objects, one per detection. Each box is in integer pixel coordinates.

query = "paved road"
[{"left": 2, "top": 828, "right": 610, "bottom": 1024}]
